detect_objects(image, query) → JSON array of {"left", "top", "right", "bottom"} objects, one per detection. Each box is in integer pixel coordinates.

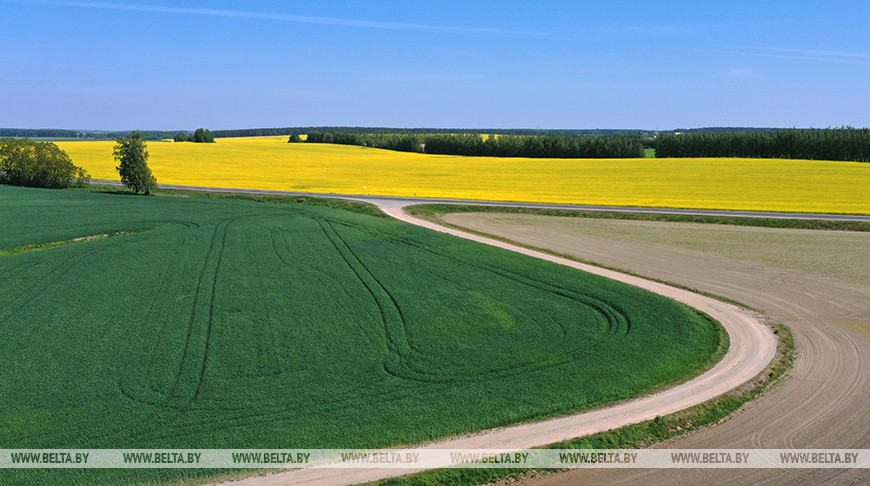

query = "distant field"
[
  {"left": 0, "top": 185, "right": 722, "bottom": 485},
  {"left": 433, "top": 210, "right": 869, "bottom": 486},
  {"left": 55, "top": 136, "right": 870, "bottom": 214},
  {"left": 442, "top": 213, "right": 870, "bottom": 286}
]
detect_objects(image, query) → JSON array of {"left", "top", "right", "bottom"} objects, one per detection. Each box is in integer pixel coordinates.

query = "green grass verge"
[
  {"left": 78, "top": 183, "right": 389, "bottom": 218},
  {"left": 371, "top": 324, "right": 794, "bottom": 486},
  {"left": 407, "top": 204, "right": 870, "bottom": 232},
  {"left": 0, "top": 232, "right": 131, "bottom": 256},
  {"left": 0, "top": 185, "right": 725, "bottom": 485}
]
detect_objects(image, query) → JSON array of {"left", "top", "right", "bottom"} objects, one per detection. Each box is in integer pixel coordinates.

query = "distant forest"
[
  {"left": 305, "top": 131, "right": 646, "bottom": 158},
  {"left": 0, "top": 129, "right": 193, "bottom": 141},
  {"left": 3, "top": 126, "right": 868, "bottom": 161},
  {"left": 0, "top": 128, "right": 82, "bottom": 138},
  {"left": 655, "top": 127, "right": 870, "bottom": 162},
  {"left": 0, "top": 127, "right": 656, "bottom": 140},
  {"left": 1, "top": 126, "right": 854, "bottom": 140},
  {"left": 211, "top": 126, "right": 659, "bottom": 138}
]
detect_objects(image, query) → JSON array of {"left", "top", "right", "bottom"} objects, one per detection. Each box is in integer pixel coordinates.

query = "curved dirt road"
[
  {"left": 443, "top": 213, "right": 870, "bottom": 486},
  {"left": 218, "top": 206, "right": 777, "bottom": 486}
]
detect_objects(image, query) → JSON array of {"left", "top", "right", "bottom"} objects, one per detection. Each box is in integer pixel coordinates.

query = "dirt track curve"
[
  {"left": 443, "top": 213, "right": 870, "bottom": 486},
  {"left": 217, "top": 206, "right": 778, "bottom": 486}
]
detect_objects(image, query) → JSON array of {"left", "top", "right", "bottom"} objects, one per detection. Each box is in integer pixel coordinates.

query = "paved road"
[{"left": 91, "top": 180, "right": 870, "bottom": 221}]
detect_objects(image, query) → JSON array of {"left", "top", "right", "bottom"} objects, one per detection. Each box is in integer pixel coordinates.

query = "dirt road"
[
  {"left": 217, "top": 208, "right": 778, "bottom": 486},
  {"left": 443, "top": 213, "right": 870, "bottom": 485}
]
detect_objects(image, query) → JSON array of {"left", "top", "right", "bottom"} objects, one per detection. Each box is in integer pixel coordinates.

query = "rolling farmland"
[
  {"left": 8, "top": 2, "right": 870, "bottom": 486},
  {"left": 55, "top": 136, "right": 870, "bottom": 214},
  {"left": 0, "top": 185, "right": 724, "bottom": 485}
]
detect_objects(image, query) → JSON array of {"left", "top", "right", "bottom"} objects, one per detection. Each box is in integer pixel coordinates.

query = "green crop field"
[{"left": 0, "top": 186, "right": 724, "bottom": 485}]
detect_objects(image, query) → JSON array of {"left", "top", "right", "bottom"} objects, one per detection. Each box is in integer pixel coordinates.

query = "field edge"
[{"left": 368, "top": 323, "right": 793, "bottom": 486}]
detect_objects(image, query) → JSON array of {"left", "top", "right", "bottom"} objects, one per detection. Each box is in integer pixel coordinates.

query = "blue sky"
[{"left": 2, "top": 1, "right": 869, "bottom": 130}]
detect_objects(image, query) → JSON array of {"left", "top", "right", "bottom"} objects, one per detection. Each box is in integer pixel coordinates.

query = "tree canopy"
[
  {"left": 655, "top": 127, "right": 870, "bottom": 161},
  {"left": 0, "top": 138, "right": 89, "bottom": 188},
  {"left": 305, "top": 131, "right": 645, "bottom": 158},
  {"left": 114, "top": 131, "right": 157, "bottom": 195},
  {"left": 173, "top": 128, "right": 215, "bottom": 143}
]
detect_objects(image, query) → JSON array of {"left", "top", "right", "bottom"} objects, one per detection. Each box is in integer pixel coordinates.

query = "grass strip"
[
  {"left": 78, "top": 183, "right": 389, "bottom": 218},
  {"left": 0, "top": 231, "right": 131, "bottom": 256},
  {"left": 408, "top": 204, "right": 870, "bottom": 232}
]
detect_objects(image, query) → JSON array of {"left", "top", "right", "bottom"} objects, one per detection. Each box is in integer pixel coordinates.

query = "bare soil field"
[{"left": 443, "top": 213, "right": 870, "bottom": 486}]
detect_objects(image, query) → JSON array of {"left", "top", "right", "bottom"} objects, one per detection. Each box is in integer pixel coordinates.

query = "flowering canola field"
[{"left": 57, "top": 136, "right": 870, "bottom": 214}]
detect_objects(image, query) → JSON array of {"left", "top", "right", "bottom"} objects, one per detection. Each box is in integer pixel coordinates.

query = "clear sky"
[{"left": 2, "top": 0, "right": 869, "bottom": 130}]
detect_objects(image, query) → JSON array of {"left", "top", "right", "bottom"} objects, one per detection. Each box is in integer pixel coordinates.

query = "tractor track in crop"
[{"left": 215, "top": 203, "right": 778, "bottom": 486}]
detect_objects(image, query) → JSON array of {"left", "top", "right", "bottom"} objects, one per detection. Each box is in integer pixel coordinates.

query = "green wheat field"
[{"left": 0, "top": 185, "right": 724, "bottom": 484}]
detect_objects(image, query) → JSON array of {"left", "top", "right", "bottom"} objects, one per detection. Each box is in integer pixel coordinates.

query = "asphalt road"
[{"left": 91, "top": 180, "right": 870, "bottom": 221}]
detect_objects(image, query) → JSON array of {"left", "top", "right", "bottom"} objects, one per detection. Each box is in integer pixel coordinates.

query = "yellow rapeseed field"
[{"left": 57, "top": 136, "right": 870, "bottom": 214}]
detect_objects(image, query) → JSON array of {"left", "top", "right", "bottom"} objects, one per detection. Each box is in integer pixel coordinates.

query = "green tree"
[
  {"left": 114, "top": 131, "right": 157, "bottom": 195},
  {"left": 0, "top": 138, "right": 89, "bottom": 188},
  {"left": 288, "top": 134, "right": 303, "bottom": 143},
  {"left": 192, "top": 128, "right": 215, "bottom": 143}
]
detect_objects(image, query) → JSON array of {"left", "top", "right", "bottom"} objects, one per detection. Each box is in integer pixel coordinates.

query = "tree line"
[
  {"left": 655, "top": 127, "right": 870, "bottom": 162},
  {"left": 0, "top": 128, "right": 80, "bottom": 138},
  {"left": 104, "top": 130, "right": 184, "bottom": 141},
  {"left": 304, "top": 132, "right": 645, "bottom": 158},
  {"left": 423, "top": 133, "right": 644, "bottom": 158},
  {"left": 216, "top": 126, "right": 655, "bottom": 138},
  {"left": 173, "top": 128, "right": 215, "bottom": 143},
  {"left": 305, "top": 132, "right": 424, "bottom": 152}
]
